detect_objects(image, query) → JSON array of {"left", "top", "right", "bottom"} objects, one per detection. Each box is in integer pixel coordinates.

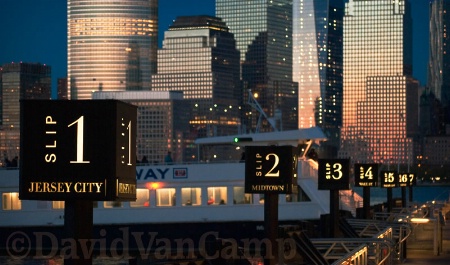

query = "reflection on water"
[{"left": 353, "top": 185, "right": 450, "bottom": 205}]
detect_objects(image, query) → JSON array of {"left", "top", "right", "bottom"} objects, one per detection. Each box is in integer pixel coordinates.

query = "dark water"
[
  {"left": 1, "top": 186, "right": 448, "bottom": 264},
  {"left": 353, "top": 185, "right": 450, "bottom": 205}
]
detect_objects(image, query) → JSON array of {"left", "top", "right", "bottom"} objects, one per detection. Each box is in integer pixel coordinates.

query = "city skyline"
[{"left": 1, "top": 0, "right": 428, "bottom": 99}]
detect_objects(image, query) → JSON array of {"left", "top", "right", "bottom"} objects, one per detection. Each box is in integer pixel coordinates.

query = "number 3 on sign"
[{"left": 326, "top": 162, "right": 343, "bottom": 180}]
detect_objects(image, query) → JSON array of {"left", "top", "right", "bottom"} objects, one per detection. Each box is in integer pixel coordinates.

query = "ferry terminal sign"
[
  {"left": 380, "top": 170, "right": 398, "bottom": 188},
  {"left": 245, "top": 146, "right": 298, "bottom": 194},
  {"left": 354, "top": 163, "right": 378, "bottom": 187},
  {"left": 318, "top": 159, "right": 350, "bottom": 190},
  {"left": 19, "top": 100, "right": 137, "bottom": 201}
]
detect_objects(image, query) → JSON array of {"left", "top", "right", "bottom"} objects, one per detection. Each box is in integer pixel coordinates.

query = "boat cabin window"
[
  {"left": 181, "top": 187, "right": 201, "bottom": 206},
  {"left": 53, "top": 201, "right": 65, "bottom": 209},
  {"left": 130, "top": 189, "right": 150, "bottom": 207},
  {"left": 104, "top": 201, "right": 123, "bottom": 208},
  {"left": 207, "top": 187, "right": 227, "bottom": 205},
  {"left": 156, "top": 188, "right": 176, "bottom": 207},
  {"left": 2, "top": 192, "right": 21, "bottom": 210},
  {"left": 233, "top": 187, "right": 252, "bottom": 204}
]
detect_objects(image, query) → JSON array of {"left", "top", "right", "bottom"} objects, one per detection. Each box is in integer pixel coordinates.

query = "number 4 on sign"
[{"left": 360, "top": 166, "right": 373, "bottom": 180}]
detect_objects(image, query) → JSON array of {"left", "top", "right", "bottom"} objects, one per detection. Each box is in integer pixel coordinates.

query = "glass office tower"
[
  {"left": 339, "top": 0, "right": 418, "bottom": 165},
  {"left": 0, "top": 62, "right": 51, "bottom": 163},
  {"left": 93, "top": 91, "right": 190, "bottom": 164},
  {"left": 216, "top": 0, "right": 298, "bottom": 132},
  {"left": 67, "top": 0, "right": 158, "bottom": 99},
  {"left": 429, "top": 0, "right": 450, "bottom": 118},
  {"left": 151, "top": 16, "right": 241, "bottom": 139},
  {"left": 293, "top": 0, "right": 343, "bottom": 153}
]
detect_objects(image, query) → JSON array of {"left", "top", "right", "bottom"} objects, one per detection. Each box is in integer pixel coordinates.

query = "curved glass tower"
[
  {"left": 68, "top": 0, "right": 158, "bottom": 99},
  {"left": 293, "top": 0, "right": 343, "bottom": 153}
]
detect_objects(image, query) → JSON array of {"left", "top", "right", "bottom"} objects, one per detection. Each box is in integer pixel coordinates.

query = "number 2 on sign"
[
  {"left": 265, "top": 153, "right": 280, "bottom": 177},
  {"left": 255, "top": 153, "right": 280, "bottom": 177}
]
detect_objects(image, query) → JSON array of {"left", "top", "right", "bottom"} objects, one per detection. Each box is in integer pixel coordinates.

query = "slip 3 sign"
[
  {"left": 244, "top": 146, "right": 298, "bottom": 194},
  {"left": 318, "top": 159, "right": 350, "bottom": 190}
]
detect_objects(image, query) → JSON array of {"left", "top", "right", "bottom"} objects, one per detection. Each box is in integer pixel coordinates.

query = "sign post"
[
  {"left": 354, "top": 164, "right": 378, "bottom": 219},
  {"left": 380, "top": 170, "right": 398, "bottom": 212},
  {"left": 245, "top": 146, "right": 298, "bottom": 265},
  {"left": 398, "top": 173, "right": 416, "bottom": 206},
  {"left": 318, "top": 159, "right": 350, "bottom": 237},
  {"left": 20, "top": 100, "right": 137, "bottom": 264}
]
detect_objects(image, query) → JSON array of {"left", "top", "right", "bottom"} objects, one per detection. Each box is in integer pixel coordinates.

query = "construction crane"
[{"left": 247, "top": 89, "right": 281, "bottom": 132}]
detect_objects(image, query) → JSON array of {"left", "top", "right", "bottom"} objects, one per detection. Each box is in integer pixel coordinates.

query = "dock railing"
[
  {"left": 405, "top": 201, "right": 447, "bottom": 255},
  {"left": 311, "top": 227, "right": 394, "bottom": 265},
  {"left": 282, "top": 225, "right": 396, "bottom": 265},
  {"left": 331, "top": 245, "right": 368, "bottom": 265},
  {"left": 344, "top": 218, "right": 411, "bottom": 263}
]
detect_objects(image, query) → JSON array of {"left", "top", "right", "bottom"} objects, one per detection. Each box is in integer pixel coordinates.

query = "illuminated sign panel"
[
  {"left": 354, "top": 163, "right": 378, "bottom": 187},
  {"left": 19, "top": 100, "right": 137, "bottom": 201},
  {"left": 398, "top": 173, "right": 416, "bottom": 187},
  {"left": 318, "top": 159, "right": 350, "bottom": 190},
  {"left": 380, "top": 171, "right": 398, "bottom": 188},
  {"left": 245, "top": 146, "right": 298, "bottom": 194}
]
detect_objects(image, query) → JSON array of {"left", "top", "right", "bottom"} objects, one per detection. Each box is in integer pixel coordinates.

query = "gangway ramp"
[{"left": 283, "top": 229, "right": 387, "bottom": 265}]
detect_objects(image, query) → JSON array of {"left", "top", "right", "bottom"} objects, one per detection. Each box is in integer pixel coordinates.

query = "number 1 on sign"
[
  {"left": 125, "top": 120, "right": 132, "bottom": 166},
  {"left": 68, "top": 116, "right": 90, "bottom": 164}
]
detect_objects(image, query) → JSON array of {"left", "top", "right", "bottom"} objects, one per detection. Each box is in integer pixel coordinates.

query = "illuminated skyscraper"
[
  {"left": 0, "top": 62, "right": 51, "bottom": 163},
  {"left": 293, "top": 0, "right": 343, "bottom": 153},
  {"left": 216, "top": 0, "right": 298, "bottom": 132},
  {"left": 67, "top": 0, "right": 157, "bottom": 99},
  {"left": 339, "top": 0, "right": 419, "bottom": 165},
  {"left": 93, "top": 91, "right": 190, "bottom": 164},
  {"left": 429, "top": 0, "right": 450, "bottom": 119},
  {"left": 151, "top": 16, "right": 241, "bottom": 139}
]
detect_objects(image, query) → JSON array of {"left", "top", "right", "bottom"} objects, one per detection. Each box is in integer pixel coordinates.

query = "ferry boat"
[{"left": 0, "top": 128, "right": 362, "bottom": 246}]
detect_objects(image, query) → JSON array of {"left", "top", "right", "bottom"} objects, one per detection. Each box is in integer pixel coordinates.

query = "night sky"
[{"left": 0, "top": 0, "right": 429, "bottom": 98}]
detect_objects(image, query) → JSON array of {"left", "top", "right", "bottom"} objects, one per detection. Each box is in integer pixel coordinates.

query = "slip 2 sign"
[
  {"left": 318, "top": 159, "right": 350, "bottom": 190},
  {"left": 19, "top": 100, "right": 137, "bottom": 201},
  {"left": 245, "top": 146, "right": 298, "bottom": 194}
]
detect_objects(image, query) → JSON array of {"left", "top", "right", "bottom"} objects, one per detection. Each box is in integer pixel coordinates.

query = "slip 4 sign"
[
  {"left": 354, "top": 163, "right": 379, "bottom": 187},
  {"left": 318, "top": 159, "right": 350, "bottom": 190}
]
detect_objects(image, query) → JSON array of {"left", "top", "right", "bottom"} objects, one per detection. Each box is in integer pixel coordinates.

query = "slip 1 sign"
[
  {"left": 244, "top": 146, "right": 298, "bottom": 194},
  {"left": 318, "top": 159, "right": 350, "bottom": 190},
  {"left": 19, "top": 100, "right": 137, "bottom": 201}
]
